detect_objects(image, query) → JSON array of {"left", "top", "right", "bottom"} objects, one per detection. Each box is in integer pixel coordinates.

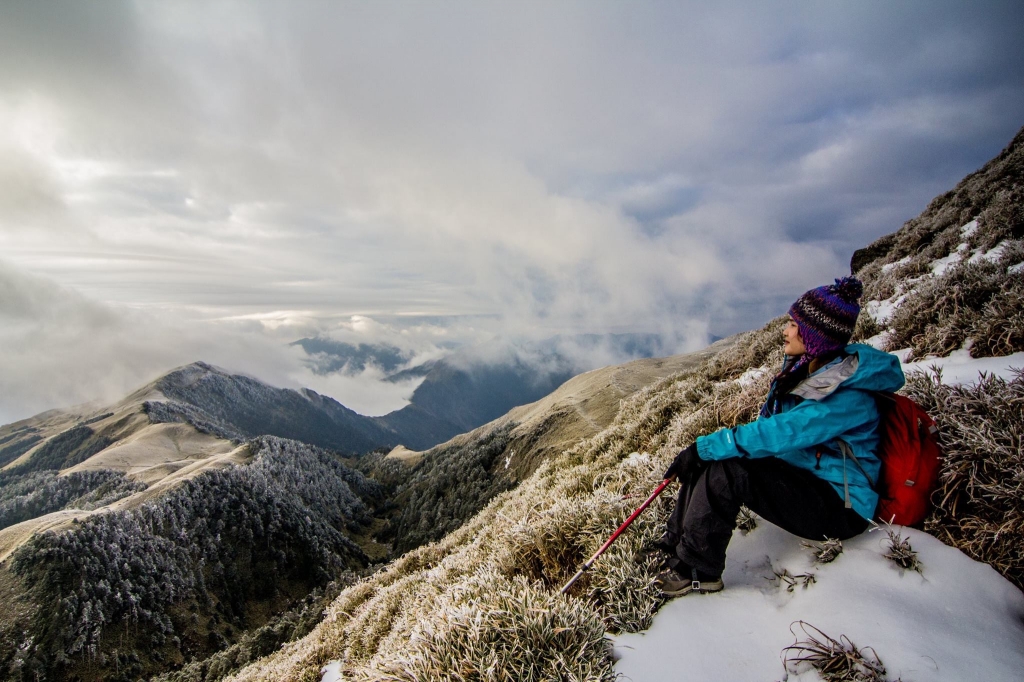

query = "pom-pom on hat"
[{"left": 788, "top": 276, "right": 863, "bottom": 358}]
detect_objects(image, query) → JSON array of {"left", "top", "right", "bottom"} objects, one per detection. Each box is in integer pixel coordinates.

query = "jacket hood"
[{"left": 790, "top": 343, "right": 905, "bottom": 401}]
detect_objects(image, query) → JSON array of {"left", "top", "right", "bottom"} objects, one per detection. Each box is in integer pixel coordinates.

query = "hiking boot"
[{"left": 655, "top": 563, "right": 723, "bottom": 597}]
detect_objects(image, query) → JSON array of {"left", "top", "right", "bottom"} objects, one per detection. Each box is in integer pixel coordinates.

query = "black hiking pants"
[{"left": 664, "top": 457, "right": 869, "bottom": 577}]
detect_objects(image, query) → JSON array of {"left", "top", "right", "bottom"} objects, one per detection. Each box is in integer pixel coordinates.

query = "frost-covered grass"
[
  {"left": 852, "top": 129, "right": 1024, "bottom": 361},
  {"left": 876, "top": 521, "right": 923, "bottom": 575},
  {"left": 803, "top": 537, "right": 843, "bottom": 565},
  {"left": 904, "top": 369, "right": 1024, "bottom": 588}
]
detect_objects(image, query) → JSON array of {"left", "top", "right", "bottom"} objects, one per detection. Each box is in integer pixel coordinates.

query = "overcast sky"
[{"left": 2, "top": 1, "right": 1023, "bottom": 422}]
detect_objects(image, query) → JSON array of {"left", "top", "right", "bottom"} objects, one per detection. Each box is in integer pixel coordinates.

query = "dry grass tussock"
[
  {"left": 873, "top": 522, "right": 923, "bottom": 575},
  {"left": 225, "top": 320, "right": 785, "bottom": 682},
  {"left": 782, "top": 621, "right": 890, "bottom": 682},
  {"left": 803, "top": 537, "right": 843, "bottom": 565}
]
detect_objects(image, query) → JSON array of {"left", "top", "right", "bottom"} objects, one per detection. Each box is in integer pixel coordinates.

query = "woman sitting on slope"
[{"left": 654, "top": 276, "right": 904, "bottom": 597}]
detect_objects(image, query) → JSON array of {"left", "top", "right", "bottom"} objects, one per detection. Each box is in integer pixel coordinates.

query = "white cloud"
[
  {"left": 289, "top": 365, "right": 424, "bottom": 418},
  {"left": 0, "top": 262, "right": 327, "bottom": 423},
  {"left": 1, "top": 1, "right": 1023, "bottom": 421}
]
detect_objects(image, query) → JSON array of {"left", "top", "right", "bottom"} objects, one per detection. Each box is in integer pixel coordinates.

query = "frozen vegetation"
[
  {"left": 366, "top": 424, "right": 518, "bottom": 555},
  {"left": 0, "top": 469, "right": 146, "bottom": 531},
  {"left": 155, "top": 362, "right": 398, "bottom": 455},
  {"left": 8, "top": 424, "right": 114, "bottom": 474},
  {"left": 0, "top": 437, "right": 383, "bottom": 681},
  {"left": 145, "top": 400, "right": 247, "bottom": 443}
]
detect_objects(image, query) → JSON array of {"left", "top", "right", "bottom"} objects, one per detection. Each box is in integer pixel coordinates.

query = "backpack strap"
[{"left": 836, "top": 438, "right": 876, "bottom": 509}]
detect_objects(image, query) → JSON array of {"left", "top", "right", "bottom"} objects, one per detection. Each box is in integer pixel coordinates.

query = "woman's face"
[{"left": 783, "top": 318, "right": 807, "bottom": 357}]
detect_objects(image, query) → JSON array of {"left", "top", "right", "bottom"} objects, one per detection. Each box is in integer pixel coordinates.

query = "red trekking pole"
[{"left": 559, "top": 478, "right": 673, "bottom": 595}]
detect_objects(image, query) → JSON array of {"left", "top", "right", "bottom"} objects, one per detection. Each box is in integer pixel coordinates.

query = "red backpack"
[
  {"left": 871, "top": 393, "right": 943, "bottom": 527},
  {"left": 840, "top": 393, "right": 942, "bottom": 527}
]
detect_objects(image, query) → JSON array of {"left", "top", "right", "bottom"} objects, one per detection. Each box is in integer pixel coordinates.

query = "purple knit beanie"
[{"left": 788, "top": 276, "right": 863, "bottom": 358}]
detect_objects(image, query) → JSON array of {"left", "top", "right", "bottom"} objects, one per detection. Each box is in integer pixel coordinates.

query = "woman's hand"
[{"left": 663, "top": 443, "right": 700, "bottom": 481}]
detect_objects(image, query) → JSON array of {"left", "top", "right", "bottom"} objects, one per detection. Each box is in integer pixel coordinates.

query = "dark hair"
[{"left": 761, "top": 348, "right": 847, "bottom": 418}]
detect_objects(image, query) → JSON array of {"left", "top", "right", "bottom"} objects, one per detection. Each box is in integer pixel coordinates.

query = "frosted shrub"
[
  {"left": 803, "top": 538, "right": 843, "bottom": 565},
  {"left": 145, "top": 400, "right": 246, "bottom": 442},
  {"left": 878, "top": 523, "right": 923, "bottom": 575},
  {"left": 506, "top": 492, "right": 621, "bottom": 588},
  {"left": 0, "top": 469, "right": 145, "bottom": 530},
  {"left": 904, "top": 369, "right": 1024, "bottom": 588},
  {"left": 586, "top": 514, "right": 663, "bottom": 633},
  {"left": 736, "top": 506, "right": 758, "bottom": 533},
  {"left": 383, "top": 425, "right": 516, "bottom": 554},
  {"left": 886, "top": 256, "right": 1024, "bottom": 359},
  {"left": 383, "top": 570, "right": 615, "bottom": 682}
]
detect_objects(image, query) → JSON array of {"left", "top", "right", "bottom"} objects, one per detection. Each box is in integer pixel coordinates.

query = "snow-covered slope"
[{"left": 613, "top": 522, "right": 1024, "bottom": 681}]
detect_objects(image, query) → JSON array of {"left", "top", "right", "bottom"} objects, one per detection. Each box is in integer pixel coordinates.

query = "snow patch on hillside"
[
  {"left": 899, "top": 347, "right": 1024, "bottom": 385},
  {"left": 736, "top": 367, "right": 769, "bottom": 389},
  {"left": 931, "top": 247, "right": 966, "bottom": 277},
  {"left": 960, "top": 219, "right": 980, "bottom": 239}
]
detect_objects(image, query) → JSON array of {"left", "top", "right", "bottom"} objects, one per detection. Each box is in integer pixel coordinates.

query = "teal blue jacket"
[{"left": 695, "top": 344, "right": 905, "bottom": 520}]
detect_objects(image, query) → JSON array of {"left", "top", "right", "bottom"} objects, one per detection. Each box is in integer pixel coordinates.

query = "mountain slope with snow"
[{"left": 218, "top": 126, "right": 1024, "bottom": 682}]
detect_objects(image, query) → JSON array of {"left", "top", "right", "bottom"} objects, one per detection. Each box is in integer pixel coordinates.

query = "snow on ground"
[
  {"left": 322, "top": 662, "right": 342, "bottom": 682},
  {"left": 930, "top": 248, "right": 965, "bottom": 276},
  {"left": 613, "top": 522, "right": 1024, "bottom": 682},
  {"left": 881, "top": 255, "right": 912, "bottom": 273},
  {"left": 930, "top": 228, "right": 1014, "bottom": 276},
  {"left": 968, "top": 239, "right": 1010, "bottom": 265},
  {"left": 898, "top": 347, "right": 1024, "bottom": 385},
  {"left": 960, "top": 219, "right": 979, "bottom": 239},
  {"left": 736, "top": 367, "right": 768, "bottom": 389},
  {"left": 864, "top": 296, "right": 904, "bottom": 324}
]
